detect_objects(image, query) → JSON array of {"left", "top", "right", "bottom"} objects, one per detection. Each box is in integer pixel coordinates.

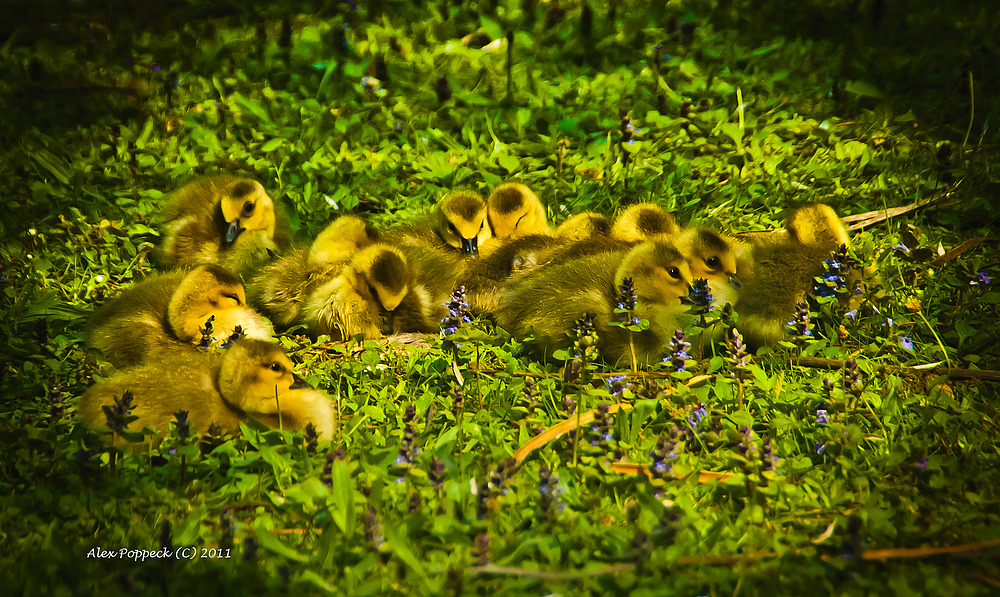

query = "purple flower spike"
[{"left": 900, "top": 337, "right": 913, "bottom": 350}]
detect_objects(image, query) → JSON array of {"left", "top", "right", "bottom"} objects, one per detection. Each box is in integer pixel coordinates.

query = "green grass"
[{"left": 2, "top": 1, "right": 999, "bottom": 594}]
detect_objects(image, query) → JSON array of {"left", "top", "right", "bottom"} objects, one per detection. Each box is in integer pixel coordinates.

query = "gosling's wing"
[{"left": 496, "top": 252, "right": 622, "bottom": 354}]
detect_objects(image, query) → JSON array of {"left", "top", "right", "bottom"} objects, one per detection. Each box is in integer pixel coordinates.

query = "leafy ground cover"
[{"left": 2, "top": 1, "right": 999, "bottom": 594}]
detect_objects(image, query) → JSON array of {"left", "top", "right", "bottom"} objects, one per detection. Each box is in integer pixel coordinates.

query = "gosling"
[
  {"left": 87, "top": 264, "right": 273, "bottom": 369},
  {"left": 495, "top": 241, "right": 693, "bottom": 366},
  {"left": 76, "top": 338, "right": 336, "bottom": 447},
  {"left": 159, "top": 175, "right": 291, "bottom": 276}
]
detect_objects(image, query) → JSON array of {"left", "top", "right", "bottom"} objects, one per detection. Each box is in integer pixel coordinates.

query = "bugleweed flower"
[
  {"left": 451, "top": 385, "right": 465, "bottom": 413},
  {"left": 588, "top": 403, "right": 615, "bottom": 449},
  {"left": 681, "top": 278, "right": 714, "bottom": 315},
  {"left": 218, "top": 325, "right": 245, "bottom": 349},
  {"left": 689, "top": 403, "right": 709, "bottom": 428},
  {"left": 172, "top": 410, "right": 190, "bottom": 444},
  {"left": 970, "top": 270, "right": 992, "bottom": 287},
  {"left": 614, "top": 277, "right": 642, "bottom": 327},
  {"left": 363, "top": 505, "right": 384, "bottom": 551},
  {"left": 786, "top": 301, "right": 813, "bottom": 340},
  {"left": 303, "top": 422, "right": 319, "bottom": 456},
  {"left": 816, "top": 409, "right": 830, "bottom": 425},
  {"left": 48, "top": 379, "right": 66, "bottom": 420},
  {"left": 394, "top": 406, "right": 420, "bottom": 481},
  {"left": 243, "top": 537, "right": 258, "bottom": 563},
  {"left": 843, "top": 357, "right": 863, "bottom": 400},
  {"left": 561, "top": 393, "right": 576, "bottom": 415},
  {"left": 440, "top": 285, "right": 472, "bottom": 350},
  {"left": 899, "top": 337, "right": 913, "bottom": 350},
  {"left": 102, "top": 389, "right": 136, "bottom": 434},
  {"left": 479, "top": 457, "right": 516, "bottom": 519},
  {"left": 220, "top": 508, "right": 234, "bottom": 551},
  {"left": 522, "top": 376, "right": 537, "bottom": 404},
  {"left": 917, "top": 457, "right": 929, "bottom": 469},
  {"left": 603, "top": 374, "right": 632, "bottom": 399},
  {"left": 394, "top": 425, "right": 419, "bottom": 468},
  {"left": 661, "top": 329, "right": 691, "bottom": 372},
  {"left": 736, "top": 424, "right": 757, "bottom": 459},
  {"left": 570, "top": 313, "right": 600, "bottom": 363},
  {"left": 321, "top": 450, "right": 334, "bottom": 487},
  {"left": 199, "top": 422, "right": 227, "bottom": 454},
  {"left": 616, "top": 277, "right": 638, "bottom": 312},
  {"left": 196, "top": 315, "right": 216, "bottom": 349},
  {"left": 473, "top": 533, "right": 490, "bottom": 566},
  {"left": 429, "top": 456, "right": 446, "bottom": 488},
  {"left": 760, "top": 437, "right": 779, "bottom": 472},
  {"left": 538, "top": 465, "right": 563, "bottom": 524},
  {"left": 814, "top": 245, "right": 855, "bottom": 298},
  {"left": 648, "top": 429, "right": 680, "bottom": 480},
  {"left": 725, "top": 327, "right": 749, "bottom": 369}
]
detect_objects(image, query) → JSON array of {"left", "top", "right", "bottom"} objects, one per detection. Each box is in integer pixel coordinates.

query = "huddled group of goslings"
[{"left": 80, "top": 174, "right": 852, "bottom": 447}]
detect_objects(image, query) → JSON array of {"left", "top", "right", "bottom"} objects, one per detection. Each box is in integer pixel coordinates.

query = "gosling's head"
[
  {"left": 675, "top": 228, "right": 739, "bottom": 306},
  {"left": 555, "top": 212, "right": 611, "bottom": 241},
  {"left": 434, "top": 190, "right": 492, "bottom": 257},
  {"left": 786, "top": 204, "right": 849, "bottom": 249},
  {"left": 349, "top": 244, "right": 413, "bottom": 335},
  {"left": 610, "top": 203, "right": 678, "bottom": 243},
  {"left": 616, "top": 241, "right": 693, "bottom": 308},
  {"left": 216, "top": 338, "right": 308, "bottom": 414},
  {"left": 168, "top": 265, "right": 248, "bottom": 342},
  {"left": 218, "top": 178, "right": 276, "bottom": 246},
  {"left": 309, "top": 216, "right": 379, "bottom": 265},
  {"left": 487, "top": 183, "right": 548, "bottom": 240}
]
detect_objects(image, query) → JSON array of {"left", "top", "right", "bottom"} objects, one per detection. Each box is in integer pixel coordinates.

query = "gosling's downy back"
[
  {"left": 309, "top": 216, "right": 379, "bottom": 265},
  {"left": 487, "top": 182, "right": 548, "bottom": 240},
  {"left": 555, "top": 212, "right": 611, "bottom": 241},
  {"left": 610, "top": 203, "right": 678, "bottom": 243}
]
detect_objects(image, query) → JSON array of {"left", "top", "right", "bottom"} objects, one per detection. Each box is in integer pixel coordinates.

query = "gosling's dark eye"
[
  {"left": 269, "top": 362, "right": 283, "bottom": 373},
  {"left": 242, "top": 201, "right": 255, "bottom": 216},
  {"left": 667, "top": 267, "right": 681, "bottom": 279},
  {"left": 705, "top": 256, "right": 722, "bottom": 270},
  {"left": 222, "top": 292, "right": 241, "bottom": 305},
  {"left": 448, "top": 222, "right": 457, "bottom": 233},
  {"left": 368, "top": 283, "right": 379, "bottom": 299}
]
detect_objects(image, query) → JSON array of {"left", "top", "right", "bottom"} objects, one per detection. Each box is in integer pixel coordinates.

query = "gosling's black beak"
[
  {"left": 728, "top": 273, "right": 741, "bottom": 289},
  {"left": 224, "top": 219, "right": 244, "bottom": 245},
  {"left": 461, "top": 236, "right": 479, "bottom": 257},
  {"left": 380, "top": 310, "right": 395, "bottom": 335},
  {"left": 289, "top": 373, "right": 311, "bottom": 389}
]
